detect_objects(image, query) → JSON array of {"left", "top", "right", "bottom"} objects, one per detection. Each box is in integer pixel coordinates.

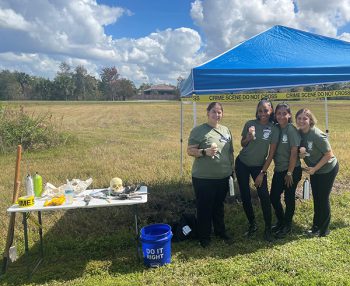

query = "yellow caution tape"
[
  {"left": 17, "top": 195, "right": 35, "bottom": 208},
  {"left": 181, "top": 89, "right": 350, "bottom": 102}
]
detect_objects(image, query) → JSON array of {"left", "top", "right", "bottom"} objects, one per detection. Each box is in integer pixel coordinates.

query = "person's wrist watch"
[
  {"left": 201, "top": 149, "right": 206, "bottom": 156},
  {"left": 287, "top": 171, "right": 293, "bottom": 176}
]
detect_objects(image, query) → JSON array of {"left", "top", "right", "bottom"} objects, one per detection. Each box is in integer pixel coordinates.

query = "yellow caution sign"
[
  {"left": 181, "top": 89, "right": 350, "bottom": 102},
  {"left": 17, "top": 195, "right": 35, "bottom": 208}
]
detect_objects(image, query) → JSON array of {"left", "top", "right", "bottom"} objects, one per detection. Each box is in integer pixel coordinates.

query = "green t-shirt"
[
  {"left": 238, "top": 119, "right": 279, "bottom": 167},
  {"left": 300, "top": 127, "right": 337, "bottom": 174},
  {"left": 273, "top": 123, "right": 301, "bottom": 172},
  {"left": 188, "top": 123, "right": 233, "bottom": 179}
]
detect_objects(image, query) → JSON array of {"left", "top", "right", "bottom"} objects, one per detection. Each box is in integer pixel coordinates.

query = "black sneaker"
[
  {"left": 264, "top": 228, "right": 273, "bottom": 242},
  {"left": 306, "top": 229, "right": 320, "bottom": 237},
  {"left": 216, "top": 233, "right": 234, "bottom": 245},
  {"left": 244, "top": 223, "right": 258, "bottom": 237},
  {"left": 275, "top": 225, "right": 291, "bottom": 239},
  {"left": 271, "top": 221, "right": 284, "bottom": 233},
  {"left": 319, "top": 229, "right": 330, "bottom": 237},
  {"left": 199, "top": 239, "right": 211, "bottom": 248}
]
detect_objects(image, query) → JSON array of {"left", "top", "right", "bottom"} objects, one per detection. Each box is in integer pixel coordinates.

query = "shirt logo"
[
  {"left": 307, "top": 141, "right": 313, "bottom": 151},
  {"left": 219, "top": 134, "right": 230, "bottom": 143},
  {"left": 262, "top": 128, "right": 271, "bottom": 140},
  {"left": 282, "top": 134, "right": 288, "bottom": 143}
]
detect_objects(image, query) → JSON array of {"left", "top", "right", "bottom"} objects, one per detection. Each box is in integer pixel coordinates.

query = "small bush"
[{"left": 0, "top": 104, "right": 70, "bottom": 153}]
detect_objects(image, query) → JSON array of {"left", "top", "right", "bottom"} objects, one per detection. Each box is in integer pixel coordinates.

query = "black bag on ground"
[{"left": 171, "top": 213, "right": 197, "bottom": 242}]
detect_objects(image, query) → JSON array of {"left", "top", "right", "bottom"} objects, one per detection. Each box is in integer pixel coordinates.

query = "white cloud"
[
  {"left": 1, "top": 0, "right": 350, "bottom": 87},
  {"left": 191, "top": 0, "right": 350, "bottom": 58}
]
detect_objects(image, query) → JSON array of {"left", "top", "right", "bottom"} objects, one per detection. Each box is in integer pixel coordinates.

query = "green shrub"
[{"left": 0, "top": 104, "right": 70, "bottom": 153}]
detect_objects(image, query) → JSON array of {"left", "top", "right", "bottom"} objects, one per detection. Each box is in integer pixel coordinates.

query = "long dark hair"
[
  {"left": 255, "top": 97, "right": 274, "bottom": 123},
  {"left": 275, "top": 102, "right": 292, "bottom": 123}
]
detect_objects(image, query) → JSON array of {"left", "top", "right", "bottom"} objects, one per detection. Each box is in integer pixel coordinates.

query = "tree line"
[{"left": 0, "top": 62, "right": 157, "bottom": 101}]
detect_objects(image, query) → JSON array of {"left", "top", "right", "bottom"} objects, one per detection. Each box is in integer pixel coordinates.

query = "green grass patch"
[{"left": 0, "top": 100, "right": 349, "bottom": 285}]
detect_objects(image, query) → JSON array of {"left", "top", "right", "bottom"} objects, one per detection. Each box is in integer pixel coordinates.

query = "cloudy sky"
[{"left": 1, "top": 0, "right": 350, "bottom": 87}]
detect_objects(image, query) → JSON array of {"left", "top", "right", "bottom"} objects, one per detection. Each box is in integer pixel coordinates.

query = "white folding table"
[{"left": 7, "top": 186, "right": 148, "bottom": 276}]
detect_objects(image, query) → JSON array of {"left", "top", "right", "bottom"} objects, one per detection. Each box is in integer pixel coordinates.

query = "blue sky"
[
  {"left": 1, "top": 0, "right": 350, "bottom": 87},
  {"left": 98, "top": 0, "right": 196, "bottom": 38}
]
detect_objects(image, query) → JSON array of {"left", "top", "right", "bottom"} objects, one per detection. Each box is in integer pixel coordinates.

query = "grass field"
[{"left": 0, "top": 100, "right": 350, "bottom": 285}]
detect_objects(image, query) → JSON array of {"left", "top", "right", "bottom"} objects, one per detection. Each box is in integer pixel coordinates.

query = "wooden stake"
[{"left": 2, "top": 145, "right": 22, "bottom": 274}]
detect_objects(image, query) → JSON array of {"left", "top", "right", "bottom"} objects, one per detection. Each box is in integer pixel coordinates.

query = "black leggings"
[
  {"left": 310, "top": 162, "right": 339, "bottom": 234},
  {"left": 192, "top": 176, "right": 229, "bottom": 241},
  {"left": 270, "top": 166, "right": 302, "bottom": 226},
  {"left": 235, "top": 156, "right": 272, "bottom": 228}
]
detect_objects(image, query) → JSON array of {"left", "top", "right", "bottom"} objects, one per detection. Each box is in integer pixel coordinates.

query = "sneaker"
[
  {"left": 319, "top": 229, "right": 330, "bottom": 237},
  {"left": 306, "top": 229, "right": 320, "bottom": 238},
  {"left": 271, "top": 221, "right": 284, "bottom": 233},
  {"left": 216, "top": 233, "right": 234, "bottom": 245},
  {"left": 275, "top": 225, "right": 291, "bottom": 239},
  {"left": 263, "top": 228, "right": 273, "bottom": 242},
  {"left": 199, "top": 239, "right": 211, "bottom": 248},
  {"left": 244, "top": 223, "right": 258, "bottom": 237}
]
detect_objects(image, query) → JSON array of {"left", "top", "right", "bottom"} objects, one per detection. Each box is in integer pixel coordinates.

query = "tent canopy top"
[{"left": 180, "top": 25, "right": 350, "bottom": 97}]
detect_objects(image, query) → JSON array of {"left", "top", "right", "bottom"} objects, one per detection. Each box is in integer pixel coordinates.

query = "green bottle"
[{"left": 33, "top": 172, "right": 43, "bottom": 197}]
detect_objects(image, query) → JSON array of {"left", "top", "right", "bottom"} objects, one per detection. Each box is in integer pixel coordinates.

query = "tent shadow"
[{"left": 1, "top": 180, "right": 195, "bottom": 284}]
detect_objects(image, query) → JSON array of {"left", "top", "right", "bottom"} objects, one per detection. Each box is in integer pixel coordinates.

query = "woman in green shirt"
[
  {"left": 270, "top": 103, "right": 302, "bottom": 238},
  {"left": 235, "top": 98, "right": 278, "bottom": 242},
  {"left": 296, "top": 108, "right": 338, "bottom": 237},
  {"left": 187, "top": 102, "right": 234, "bottom": 248}
]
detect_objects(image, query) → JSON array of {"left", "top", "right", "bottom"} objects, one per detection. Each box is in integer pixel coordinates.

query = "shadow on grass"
[{"left": 2, "top": 181, "right": 349, "bottom": 285}]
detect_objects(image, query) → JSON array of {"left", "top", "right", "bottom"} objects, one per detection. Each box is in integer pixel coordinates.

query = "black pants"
[
  {"left": 270, "top": 166, "right": 302, "bottom": 226},
  {"left": 235, "top": 156, "right": 272, "bottom": 228},
  {"left": 310, "top": 162, "right": 339, "bottom": 234},
  {"left": 192, "top": 176, "right": 229, "bottom": 241}
]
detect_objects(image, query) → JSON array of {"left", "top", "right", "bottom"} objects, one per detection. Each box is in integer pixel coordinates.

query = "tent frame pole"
[
  {"left": 193, "top": 102, "right": 197, "bottom": 127},
  {"left": 180, "top": 100, "right": 183, "bottom": 176}
]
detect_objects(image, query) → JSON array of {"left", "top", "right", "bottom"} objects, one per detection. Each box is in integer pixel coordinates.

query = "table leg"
[
  {"left": 38, "top": 212, "right": 43, "bottom": 258},
  {"left": 133, "top": 205, "right": 141, "bottom": 261},
  {"left": 29, "top": 212, "right": 43, "bottom": 278},
  {"left": 23, "top": 213, "right": 29, "bottom": 253}
]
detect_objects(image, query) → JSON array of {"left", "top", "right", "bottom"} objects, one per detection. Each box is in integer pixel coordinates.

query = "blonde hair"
[{"left": 295, "top": 108, "right": 317, "bottom": 127}]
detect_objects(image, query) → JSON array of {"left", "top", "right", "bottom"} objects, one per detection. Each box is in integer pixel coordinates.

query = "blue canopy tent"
[
  {"left": 179, "top": 25, "right": 350, "bottom": 174},
  {"left": 180, "top": 25, "right": 350, "bottom": 96}
]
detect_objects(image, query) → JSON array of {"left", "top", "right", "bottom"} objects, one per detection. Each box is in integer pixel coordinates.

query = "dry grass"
[{"left": 0, "top": 100, "right": 349, "bottom": 285}]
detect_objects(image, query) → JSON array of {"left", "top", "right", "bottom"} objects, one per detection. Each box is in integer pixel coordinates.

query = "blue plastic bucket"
[{"left": 140, "top": 223, "right": 173, "bottom": 267}]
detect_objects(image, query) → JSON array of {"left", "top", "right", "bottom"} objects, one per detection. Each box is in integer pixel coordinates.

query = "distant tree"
[
  {"left": 53, "top": 62, "right": 75, "bottom": 100},
  {"left": 14, "top": 72, "right": 32, "bottom": 99},
  {"left": 0, "top": 70, "right": 22, "bottom": 100},
  {"left": 33, "top": 77, "right": 52, "bottom": 100},
  {"left": 73, "top": 65, "right": 88, "bottom": 100},
  {"left": 99, "top": 67, "right": 120, "bottom": 100},
  {"left": 303, "top": 86, "right": 316, "bottom": 92},
  {"left": 116, "top": 78, "right": 136, "bottom": 100}
]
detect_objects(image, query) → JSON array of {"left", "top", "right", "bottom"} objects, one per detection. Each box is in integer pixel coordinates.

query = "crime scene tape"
[
  {"left": 181, "top": 89, "right": 350, "bottom": 102},
  {"left": 17, "top": 195, "right": 35, "bottom": 207}
]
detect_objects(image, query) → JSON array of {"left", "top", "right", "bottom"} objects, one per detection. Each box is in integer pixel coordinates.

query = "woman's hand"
[
  {"left": 206, "top": 144, "right": 218, "bottom": 158},
  {"left": 254, "top": 173, "right": 264, "bottom": 188},
  {"left": 305, "top": 167, "right": 316, "bottom": 175},
  {"left": 284, "top": 174, "right": 293, "bottom": 188}
]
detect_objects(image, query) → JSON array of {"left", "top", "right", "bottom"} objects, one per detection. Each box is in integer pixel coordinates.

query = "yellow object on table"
[
  {"left": 18, "top": 195, "right": 35, "bottom": 207},
  {"left": 44, "top": 195, "right": 66, "bottom": 206}
]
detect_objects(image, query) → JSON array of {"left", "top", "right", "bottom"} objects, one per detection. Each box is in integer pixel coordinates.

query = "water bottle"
[
  {"left": 65, "top": 180, "right": 74, "bottom": 204},
  {"left": 303, "top": 177, "right": 310, "bottom": 200},
  {"left": 229, "top": 176, "right": 235, "bottom": 196},
  {"left": 33, "top": 172, "right": 43, "bottom": 197},
  {"left": 25, "top": 174, "right": 34, "bottom": 196}
]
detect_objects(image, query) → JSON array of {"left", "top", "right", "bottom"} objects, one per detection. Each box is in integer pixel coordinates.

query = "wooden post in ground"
[{"left": 2, "top": 145, "right": 22, "bottom": 274}]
